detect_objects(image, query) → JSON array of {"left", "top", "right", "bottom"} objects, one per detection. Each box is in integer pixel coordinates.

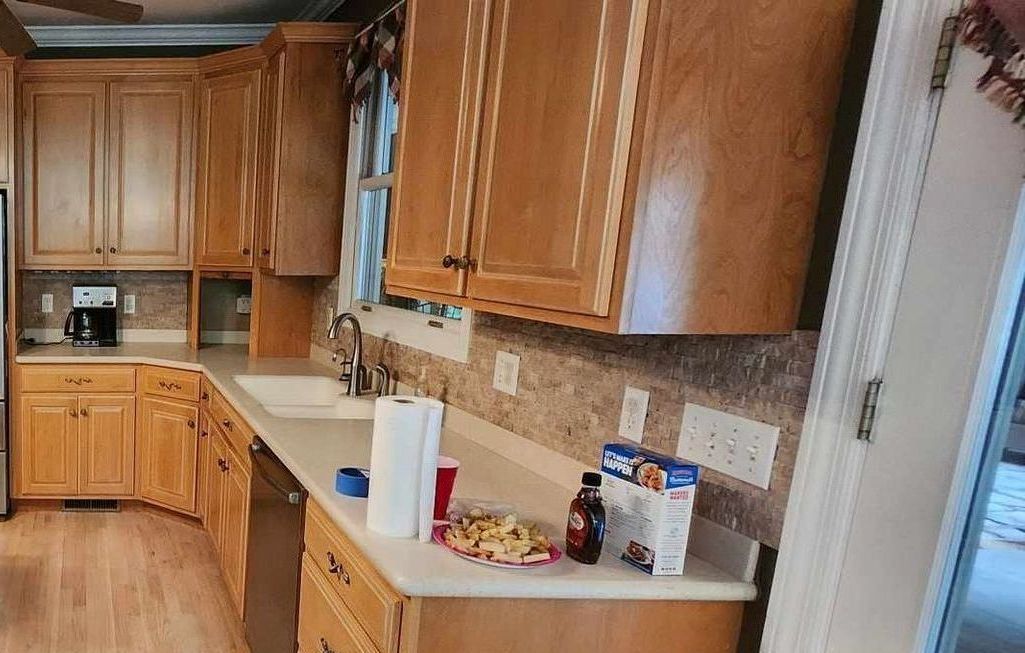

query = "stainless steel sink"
[{"left": 233, "top": 375, "right": 375, "bottom": 420}]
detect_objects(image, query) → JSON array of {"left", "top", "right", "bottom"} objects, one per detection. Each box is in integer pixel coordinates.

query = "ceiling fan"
[{"left": 0, "top": 0, "right": 144, "bottom": 55}]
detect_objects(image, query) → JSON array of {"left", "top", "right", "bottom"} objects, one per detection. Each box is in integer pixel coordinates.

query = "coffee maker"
[{"left": 63, "top": 285, "right": 118, "bottom": 347}]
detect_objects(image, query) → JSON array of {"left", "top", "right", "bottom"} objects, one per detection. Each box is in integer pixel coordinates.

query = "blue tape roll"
[{"left": 335, "top": 467, "right": 370, "bottom": 498}]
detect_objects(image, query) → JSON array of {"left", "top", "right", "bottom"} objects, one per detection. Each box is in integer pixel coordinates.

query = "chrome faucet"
[{"left": 326, "top": 312, "right": 390, "bottom": 397}]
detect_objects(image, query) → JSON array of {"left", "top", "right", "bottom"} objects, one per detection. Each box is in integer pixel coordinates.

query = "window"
[{"left": 338, "top": 70, "right": 471, "bottom": 362}]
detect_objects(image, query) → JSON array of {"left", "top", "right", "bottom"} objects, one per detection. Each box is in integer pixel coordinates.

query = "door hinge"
[
  {"left": 857, "top": 378, "right": 883, "bottom": 442},
  {"left": 931, "top": 15, "right": 959, "bottom": 91}
]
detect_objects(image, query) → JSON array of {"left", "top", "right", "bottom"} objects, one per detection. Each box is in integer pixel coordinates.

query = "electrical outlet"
[
  {"left": 618, "top": 386, "right": 649, "bottom": 443},
  {"left": 123, "top": 294, "right": 136, "bottom": 315},
  {"left": 236, "top": 295, "right": 252, "bottom": 315},
  {"left": 492, "top": 351, "right": 520, "bottom": 396},
  {"left": 40, "top": 294, "right": 53, "bottom": 314},
  {"left": 676, "top": 403, "right": 780, "bottom": 489}
]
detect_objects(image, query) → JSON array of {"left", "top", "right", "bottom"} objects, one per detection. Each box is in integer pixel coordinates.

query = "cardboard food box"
[{"left": 600, "top": 443, "right": 699, "bottom": 576}]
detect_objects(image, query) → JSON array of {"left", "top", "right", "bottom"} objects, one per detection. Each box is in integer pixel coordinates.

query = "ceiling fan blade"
[
  {"left": 0, "top": 2, "right": 36, "bottom": 55},
  {"left": 17, "top": 0, "right": 143, "bottom": 23}
]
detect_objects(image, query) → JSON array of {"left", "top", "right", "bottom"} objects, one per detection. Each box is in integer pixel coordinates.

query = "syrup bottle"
[{"left": 565, "top": 472, "right": 605, "bottom": 564}]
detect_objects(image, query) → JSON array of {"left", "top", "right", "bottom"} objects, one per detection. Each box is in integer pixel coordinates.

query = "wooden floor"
[{"left": 0, "top": 505, "right": 249, "bottom": 653}]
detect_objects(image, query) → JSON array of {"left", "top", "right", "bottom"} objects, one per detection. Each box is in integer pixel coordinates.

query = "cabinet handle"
[
  {"left": 200, "top": 429, "right": 208, "bottom": 438},
  {"left": 441, "top": 254, "right": 457, "bottom": 268},
  {"left": 261, "top": 248, "right": 271, "bottom": 256},
  {"left": 69, "top": 408, "right": 78, "bottom": 417},
  {"left": 217, "top": 458, "right": 227, "bottom": 472},
  {"left": 94, "top": 247, "right": 102, "bottom": 254},
  {"left": 455, "top": 255, "right": 476, "bottom": 271},
  {"left": 242, "top": 247, "right": 251, "bottom": 255},
  {"left": 63, "top": 377, "right": 93, "bottom": 386},
  {"left": 79, "top": 408, "right": 88, "bottom": 417},
  {"left": 325, "top": 551, "right": 351, "bottom": 585},
  {"left": 201, "top": 392, "right": 209, "bottom": 401},
  {"left": 158, "top": 380, "right": 183, "bottom": 392},
  {"left": 222, "top": 419, "right": 232, "bottom": 430},
  {"left": 109, "top": 246, "right": 117, "bottom": 254},
  {"left": 187, "top": 419, "right": 196, "bottom": 429},
  {"left": 319, "top": 638, "right": 335, "bottom": 653}
]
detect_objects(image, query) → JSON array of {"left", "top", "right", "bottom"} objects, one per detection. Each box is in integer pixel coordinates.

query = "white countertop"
[{"left": 17, "top": 343, "right": 757, "bottom": 602}]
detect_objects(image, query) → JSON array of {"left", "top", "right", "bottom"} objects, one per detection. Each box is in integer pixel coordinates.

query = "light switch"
[
  {"left": 41, "top": 294, "right": 53, "bottom": 314},
  {"left": 677, "top": 403, "right": 780, "bottom": 489},
  {"left": 492, "top": 351, "right": 520, "bottom": 396},
  {"left": 123, "top": 294, "right": 136, "bottom": 315},
  {"left": 618, "top": 386, "right": 649, "bottom": 443}
]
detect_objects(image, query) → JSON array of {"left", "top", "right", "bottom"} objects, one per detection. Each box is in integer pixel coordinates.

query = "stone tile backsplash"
[
  {"left": 312, "top": 277, "right": 817, "bottom": 548},
  {"left": 21, "top": 271, "right": 189, "bottom": 331}
]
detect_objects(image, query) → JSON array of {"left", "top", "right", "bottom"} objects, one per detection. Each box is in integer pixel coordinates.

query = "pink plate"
[{"left": 432, "top": 524, "right": 562, "bottom": 569}]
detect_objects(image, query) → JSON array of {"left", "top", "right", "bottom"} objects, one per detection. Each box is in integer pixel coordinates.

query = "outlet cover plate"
[
  {"left": 492, "top": 351, "right": 520, "bottom": 396},
  {"left": 123, "top": 294, "right": 136, "bottom": 315},
  {"left": 618, "top": 386, "right": 649, "bottom": 443},
  {"left": 236, "top": 295, "right": 252, "bottom": 315},
  {"left": 677, "top": 403, "right": 780, "bottom": 489},
  {"left": 41, "top": 293, "right": 53, "bottom": 314}
]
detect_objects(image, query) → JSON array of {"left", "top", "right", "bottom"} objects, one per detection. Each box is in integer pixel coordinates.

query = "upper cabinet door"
[
  {"left": 386, "top": 0, "right": 491, "bottom": 297},
  {"left": 195, "top": 68, "right": 261, "bottom": 267},
  {"left": 107, "top": 80, "right": 195, "bottom": 268},
  {"left": 21, "top": 81, "right": 107, "bottom": 268},
  {"left": 466, "top": 0, "right": 647, "bottom": 315},
  {"left": 255, "top": 50, "right": 284, "bottom": 270}
]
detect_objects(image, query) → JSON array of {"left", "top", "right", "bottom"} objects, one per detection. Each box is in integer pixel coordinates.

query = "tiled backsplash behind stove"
[{"left": 311, "top": 277, "right": 817, "bottom": 548}]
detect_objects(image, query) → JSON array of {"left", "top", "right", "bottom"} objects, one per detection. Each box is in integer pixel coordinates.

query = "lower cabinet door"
[
  {"left": 19, "top": 394, "right": 79, "bottom": 495},
  {"left": 78, "top": 395, "right": 136, "bottom": 495},
  {"left": 197, "top": 411, "right": 211, "bottom": 522},
  {"left": 205, "top": 429, "right": 228, "bottom": 549},
  {"left": 220, "top": 442, "right": 251, "bottom": 616},
  {"left": 298, "top": 555, "right": 378, "bottom": 653},
  {"left": 137, "top": 395, "right": 199, "bottom": 513}
]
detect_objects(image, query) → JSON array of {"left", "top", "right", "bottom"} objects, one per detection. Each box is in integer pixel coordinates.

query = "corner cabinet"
[
  {"left": 386, "top": 0, "right": 857, "bottom": 334},
  {"left": 20, "top": 75, "right": 195, "bottom": 270},
  {"left": 194, "top": 66, "right": 261, "bottom": 268},
  {"left": 137, "top": 395, "right": 199, "bottom": 513}
]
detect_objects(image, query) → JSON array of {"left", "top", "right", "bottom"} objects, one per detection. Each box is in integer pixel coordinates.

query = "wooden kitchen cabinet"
[
  {"left": 137, "top": 395, "right": 199, "bottom": 513},
  {"left": 254, "top": 24, "right": 352, "bottom": 275},
  {"left": 78, "top": 395, "right": 135, "bottom": 495},
  {"left": 194, "top": 66, "right": 261, "bottom": 267},
  {"left": 204, "top": 426, "right": 228, "bottom": 547},
  {"left": 106, "top": 79, "right": 194, "bottom": 268},
  {"left": 386, "top": 0, "right": 856, "bottom": 334},
  {"left": 21, "top": 80, "right": 107, "bottom": 268},
  {"left": 219, "top": 441, "right": 251, "bottom": 614},
  {"left": 386, "top": 0, "right": 488, "bottom": 296},
  {"left": 0, "top": 58, "right": 14, "bottom": 186},
  {"left": 18, "top": 394, "right": 79, "bottom": 496}
]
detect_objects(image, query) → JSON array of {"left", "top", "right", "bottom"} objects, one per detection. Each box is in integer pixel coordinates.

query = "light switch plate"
[
  {"left": 236, "top": 295, "right": 252, "bottom": 315},
  {"left": 123, "top": 294, "right": 136, "bottom": 315},
  {"left": 492, "top": 351, "right": 520, "bottom": 396},
  {"left": 677, "top": 403, "right": 780, "bottom": 489},
  {"left": 618, "top": 386, "right": 649, "bottom": 443},
  {"left": 41, "top": 294, "right": 53, "bottom": 314}
]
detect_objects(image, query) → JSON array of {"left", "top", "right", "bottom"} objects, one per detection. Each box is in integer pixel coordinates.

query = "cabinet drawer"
[
  {"left": 19, "top": 365, "right": 135, "bottom": 393},
  {"left": 210, "top": 391, "right": 254, "bottom": 467},
  {"left": 299, "top": 555, "right": 377, "bottom": 653},
  {"left": 304, "top": 499, "right": 402, "bottom": 653},
  {"left": 141, "top": 366, "right": 201, "bottom": 402}
]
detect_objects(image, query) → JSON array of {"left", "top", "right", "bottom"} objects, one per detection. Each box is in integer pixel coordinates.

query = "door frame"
[{"left": 762, "top": 0, "right": 964, "bottom": 649}]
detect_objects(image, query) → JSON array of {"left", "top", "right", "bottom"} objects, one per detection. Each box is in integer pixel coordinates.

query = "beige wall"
[{"left": 312, "top": 276, "right": 815, "bottom": 548}]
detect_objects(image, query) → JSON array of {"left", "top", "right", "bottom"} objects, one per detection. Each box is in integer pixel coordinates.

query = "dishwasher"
[{"left": 245, "top": 436, "right": 307, "bottom": 653}]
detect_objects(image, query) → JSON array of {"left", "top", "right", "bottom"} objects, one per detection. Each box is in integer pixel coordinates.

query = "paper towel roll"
[{"left": 366, "top": 396, "right": 445, "bottom": 538}]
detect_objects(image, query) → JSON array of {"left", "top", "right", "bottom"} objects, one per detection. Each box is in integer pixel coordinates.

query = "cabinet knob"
[
  {"left": 187, "top": 419, "right": 195, "bottom": 429},
  {"left": 201, "top": 392, "right": 209, "bottom": 401},
  {"left": 217, "top": 458, "right": 227, "bottom": 472},
  {"left": 69, "top": 408, "right": 78, "bottom": 417},
  {"left": 200, "top": 429, "right": 208, "bottom": 438},
  {"left": 222, "top": 419, "right": 232, "bottom": 430},
  {"left": 455, "top": 256, "right": 476, "bottom": 271},
  {"left": 442, "top": 254, "right": 457, "bottom": 269},
  {"left": 94, "top": 247, "right": 102, "bottom": 254},
  {"left": 79, "top": 408, "right": 88, "bottom": 417},
  {"left": 242, "top": 247, "right": 251, "bottom": 255},
  {"left": 109, "top": 247, "right": 117, "bottom": 254},
  {"left": 320, "top": 638, "right": 335, "bottom": 653},
  {"left": 261, "top": 248, "right": 271, "bottom": 256}
]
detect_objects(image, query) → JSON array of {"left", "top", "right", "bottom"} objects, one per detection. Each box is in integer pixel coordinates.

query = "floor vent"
[{"left": 62, "top": 499, "right": 120, "bottom": 512}]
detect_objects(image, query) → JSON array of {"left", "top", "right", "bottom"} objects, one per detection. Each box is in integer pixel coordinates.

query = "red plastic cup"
[{"left": 434, "top": 456, "right": 460, "bottom": 520}]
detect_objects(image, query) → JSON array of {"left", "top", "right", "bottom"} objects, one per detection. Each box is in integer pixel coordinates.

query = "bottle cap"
[{"left": 582, "top": 472, "right": 602, "bottom": 487}]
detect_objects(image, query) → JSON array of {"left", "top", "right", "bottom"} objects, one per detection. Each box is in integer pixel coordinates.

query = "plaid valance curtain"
[
  {"left": 960, "top": 0, "right": 1025, "bottom": 124},
  {"left": 341, "top": 0, "right": 406, "bottom": 121}
]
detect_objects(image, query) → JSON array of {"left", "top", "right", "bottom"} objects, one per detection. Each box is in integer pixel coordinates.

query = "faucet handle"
[{"left": 368, "top": 363, "right": 391, "bottom": 397}]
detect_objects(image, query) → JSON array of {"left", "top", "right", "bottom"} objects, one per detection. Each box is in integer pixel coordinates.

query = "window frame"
[{"left": 336, "top": 76, "right": 472, "bottom": 363}]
